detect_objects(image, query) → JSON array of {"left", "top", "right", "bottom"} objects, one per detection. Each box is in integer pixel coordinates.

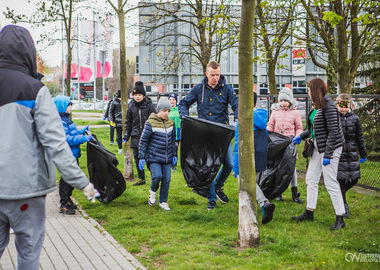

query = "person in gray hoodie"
[{"left": 0, "top": 25, "right": 96, "bottom": 270}]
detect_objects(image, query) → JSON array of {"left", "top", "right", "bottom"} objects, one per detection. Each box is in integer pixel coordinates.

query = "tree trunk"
[
  {"left": 237, "top": 0, "right": 259, "bottom": 249},
  {"left": 117, "top": 0, "right": 134, "bottom": 180},
  {"left": 267, "top": 60, "right": 277, "bottom": 96}
]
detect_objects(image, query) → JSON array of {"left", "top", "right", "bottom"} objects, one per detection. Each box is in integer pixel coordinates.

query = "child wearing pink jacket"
[{"left": 267, "top": 87, "right": 303, "bottom": 203}]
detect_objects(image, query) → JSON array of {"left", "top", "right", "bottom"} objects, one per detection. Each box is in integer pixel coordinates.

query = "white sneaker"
[
  {"left": 159, "top": 202, "right": 171, "bottom": 211},
  {"left": 148, "top": 189, "right": 156, "bottom": 205},
  {"left": 118, "top": 149, "right": 123, "bottom": 154}
]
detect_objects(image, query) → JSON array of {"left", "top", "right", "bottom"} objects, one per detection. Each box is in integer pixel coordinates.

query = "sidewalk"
[{"left": 0, "top": 191, "right": 146, "bottom": 270}]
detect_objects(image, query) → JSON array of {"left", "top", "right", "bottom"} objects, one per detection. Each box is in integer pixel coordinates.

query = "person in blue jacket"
[
  {"left": 53, "top": 95, "right": 93, "bottom": 214},
  {"left": 178, "top": 61, "right": 238, "bottom": 210},
  {"left": 233, "top": 92, "right": 275, "bottom": 224}
]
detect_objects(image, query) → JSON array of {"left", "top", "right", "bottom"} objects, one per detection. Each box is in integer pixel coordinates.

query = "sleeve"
[
  {"left": 172, "top": 125, "right": 177, "bottom": 157},
  {"left": 33, "top": 87, "right": 89, "bottom": 190},
  {"left": 138, "top": 122, "right": 153, "bottom": 160},
  {"left": 123, "top": 107, "right": 133, "bottom": 141},
  {"left": 324, "top": 106, "right": 341, "bottom": 159},
  {"left": 109, "top": 101, "right": 115, "bottom": 122},
  {"left": 178, "top": 87, "right": 197, "bottom": 118},
  {"left": 104, "top": 100, "right": 111, "bottom": 119},
  {"left": 227, "top": 85, "right": 239, "bottom": 121},
  {"left": 267, "top": 112, "right": 275, "bottom": 132},
  {"left": 64, "top": 124, "right": 87, "bottom": 147},
  {"left": 294, "top": 110, "right": 303, "bottom": 136},
  {"left": 355, "top": 116, "right": 367, "bottom": 159},
  {"left": 232, "top": 124, "right": 239, "bottom": 176}
]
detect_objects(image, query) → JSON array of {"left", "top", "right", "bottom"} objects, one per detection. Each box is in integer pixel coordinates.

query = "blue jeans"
[
  {"left": 150, "top": 163, "right": 172, "bottom": 203},
  {"left": 207, "top": 143, "right": 233, "bottom": 202}
]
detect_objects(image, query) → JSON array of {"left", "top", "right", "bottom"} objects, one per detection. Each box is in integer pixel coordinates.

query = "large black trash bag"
[
  {"left": 258, "top": 131, "right": 297, "bottom": 200},
  {"left": 180, "top": 116, "right": 235, "bottom": 197},
  {"left": 86, "top": 133, "right": 126, "bottom": 203}
]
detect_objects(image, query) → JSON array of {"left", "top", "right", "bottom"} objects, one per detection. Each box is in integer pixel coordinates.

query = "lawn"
[{"left": 71, "top": 126, "right": 380, "bottom": 270}]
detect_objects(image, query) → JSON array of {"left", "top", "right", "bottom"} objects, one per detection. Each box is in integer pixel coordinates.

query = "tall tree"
[
  {"left": 237, "top": 0, "right": 259, "bottom": 248},
  {"left": 5, "top": 0, "right": 78, "bottom": 96},
  {"left": 300, "top": 0, "right": 380, "bottom": 94},
  {"left": 255, "top": 0, "right": 298, "bottom": 95},
  {"left": 139, "top": 0, "right": 240, "bottom": 76}
]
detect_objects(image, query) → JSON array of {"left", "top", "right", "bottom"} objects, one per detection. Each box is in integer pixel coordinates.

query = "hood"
[
  {"left": 53, "top": 95, "right": 70, "bottom": 114},
  {"left": 254, "top": 109, "right": 268, "bottom": 130},
  {"left": 0, "top": 25, "right": 38, "bottom": 79},
  {"left": 202, "top": 74, "right": 227, "bottom": 90}
]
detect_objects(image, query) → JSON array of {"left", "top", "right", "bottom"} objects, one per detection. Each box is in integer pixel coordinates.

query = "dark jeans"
[
  {"left": 59, "top": 159, "right": 78, "bottom": 205},
  {"left": 132, "top": 147, "right": 145, "bottom": 180},
  {"left": 115, "top": 126, "right": 122, "bottom": 149},
  {"left": 109, "top": 125, "right": 115, "bottom": 142},
  {"left": 338, "top": 178, "right": 358, "bottom": 203}
]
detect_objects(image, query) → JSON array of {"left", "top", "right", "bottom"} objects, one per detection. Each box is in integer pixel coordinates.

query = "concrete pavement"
[{"left": 0, "top": 190, "right": 146, "bottom": 270}]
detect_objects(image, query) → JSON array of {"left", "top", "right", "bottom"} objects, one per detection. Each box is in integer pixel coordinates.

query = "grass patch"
[
  {"left": 73, "top": 119, "right": 108, "bottom": 126},
  {"left": 70, "top": 126, "right": 380, "bottom": 270}
]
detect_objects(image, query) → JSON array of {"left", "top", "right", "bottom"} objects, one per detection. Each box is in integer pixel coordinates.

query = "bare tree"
[
  {"left": 139, "top": 0, "right": 240, "bottom": 75},
  {"left": 300, "top": 0, "right": 380, "bottom": 94},
  {"left": 237, "top": 0, "right": 259, "bottom": 248},
  {"left": 255, "top": 0, "right": 298, "bottom": 95}
]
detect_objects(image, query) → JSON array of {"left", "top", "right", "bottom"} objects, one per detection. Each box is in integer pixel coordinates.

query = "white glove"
[{"left": 83, "top": 182, "right": 96, "bottom": 202}]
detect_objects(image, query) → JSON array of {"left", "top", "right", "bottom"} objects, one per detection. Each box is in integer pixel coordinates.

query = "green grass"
[
  {"left": 73, "top": 119, "right": 108, "bottom": 126},
  {"left": 70, "top": 127, "right": 380, "bottom": 270}
]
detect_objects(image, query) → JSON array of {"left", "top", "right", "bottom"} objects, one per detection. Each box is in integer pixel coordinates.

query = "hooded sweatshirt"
[{"left": 0, "top": 25, "right": 88, "bottom": 199}]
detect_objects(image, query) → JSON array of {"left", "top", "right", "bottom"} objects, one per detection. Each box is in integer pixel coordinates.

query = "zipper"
[
  {"left": 139, "top": 109, "right": 142, "bottom": 130},
  {"left": 164, "top": 119, "right": 168, "bottom": 164}
]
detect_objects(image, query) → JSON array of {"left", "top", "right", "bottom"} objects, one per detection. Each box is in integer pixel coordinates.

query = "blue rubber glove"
[
  {"left": 139, "top": 159, "right": 146, "bottom": 171},
  {"left": 323, "top": 158, "right": 331, "bottom": 166},
  {"left": 84, "top": 125, "right": 90, "bottom": 131},
  {"left": 292, "top": 136, "right": 302, "bottom": 145},
  {"left": 233, "top": 173, "right": 238, "bottom": 178},
  {"left": 85, "top": 135, "right": 93, "bottom": 142},
  {"left": 122, "top": 139, "right": 127, "bottom": 145},
  {"left": 360, "top": 158, "right": 367, "bottom": 163},
  {"left": 172, "top": 157, "right": 177, "bottom": 166},
  {"left": 103, "top": 117, "right": 106, "bottom": 120}
]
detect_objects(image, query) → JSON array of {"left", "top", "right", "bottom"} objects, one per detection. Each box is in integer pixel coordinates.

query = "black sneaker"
[
  {"left": 60, "top": 204, "right": 75, "bottom": 215},
  {"left": 207, "top": 201, "right": 217, "bottom": 210},
  {"left": 68, "top": 198, "right": 78, "bottom": 209},
  {"left": 261, "top": 202, "right": 275, "bottom": 224},
  {"left": 215, "top": 188, "right": 229, "bottom": 203},
  {"left": 133, "top": 180, "right": 146, "bottom": 186}
]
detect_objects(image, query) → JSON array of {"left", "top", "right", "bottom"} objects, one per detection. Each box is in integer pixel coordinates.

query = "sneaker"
[
  {"left": 110, "top": 141, "right": 114, "bottom": 145},
  {"left": 148, "top": 189, "right": 156, "bottom": 205},
  {"left": 215, "top": 188, "right": 229, "bottom": 203},
  {"left": 118, "top": 149, "right": 123, "bottom": 154},
  {"left": 60, "top": 204, "right": 75, "bottom": 215},
  {"left": 68, "top": 198, "right": 78, "bottom": 209},
  {"left": 171, "top": 166, "right": 177, "bottom": 172},
  {"left": 133, "top": 180, "right": 146, "bottom": 186},
  {"left": 261, "top": 202, "right": 275, "bottom": 224},
  {"left": 275, "top": 195, "right": 284, "bottom": 201},
  {"left": 207, "top": 201, "right": 217, "bottom": 210},
  {"left": 159, "top": 202, "right": 171, "bottom": 211}
]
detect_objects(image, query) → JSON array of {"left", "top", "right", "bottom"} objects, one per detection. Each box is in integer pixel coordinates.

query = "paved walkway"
[{"left": 0, "top": 191, "right": 146, "bottom": 270}]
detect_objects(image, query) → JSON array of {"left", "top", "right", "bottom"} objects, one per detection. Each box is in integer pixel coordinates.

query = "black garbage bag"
[
  {"left": 86, "top": 133, "right": 126, "bottom": 203},
  {"left": 180, "top": 116, "right": 235, "bottom": 197},
  {"left": 258, "top": 131, "right": 297, "bottom": 200}
]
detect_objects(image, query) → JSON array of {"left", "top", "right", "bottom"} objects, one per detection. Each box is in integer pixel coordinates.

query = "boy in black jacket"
[{"left": 123, "top": 81, "right": 156, "bottom": 186}]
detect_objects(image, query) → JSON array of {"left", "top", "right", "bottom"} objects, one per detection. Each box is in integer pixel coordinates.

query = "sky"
[{"left": 0, "top": 0, "right": 139, "bottom": 67}]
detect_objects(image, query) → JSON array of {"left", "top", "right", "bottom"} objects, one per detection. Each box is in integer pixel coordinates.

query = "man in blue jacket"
[{"left": 179, "top": 61, "right": 238, "bottom": 210}]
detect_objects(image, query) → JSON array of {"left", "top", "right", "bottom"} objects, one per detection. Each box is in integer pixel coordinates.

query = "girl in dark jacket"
[
  {"left": 336, "top": 94, "right": 367, "bottom": 218},
  {"left": 292, "top": 77, "right": 346, "bottom": 230},
  {"left": 123, "top": 81, "right": 156, "bottom": 186},
  {"left": 109, "top": 90, "right": 123, "bottom": 154}
]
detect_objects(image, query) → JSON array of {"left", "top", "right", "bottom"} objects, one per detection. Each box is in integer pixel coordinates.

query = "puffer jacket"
[
  {"left": 300, "top": 95, "right": 344, "bottom": 159},
  {"left": 0, "top": 25, "right": 88, "bottom": 200},
  {"left": 178, "top": 75, "right": 238, "bottom": 124},
  {"left": 337, "top": 112, "right": 367, "bottom": 180},
  {"left": 139, "top": 113, "right": 176, "bottom": 164},
  {"left": 233, "top": 108, "right": 268, "bottom": 175},
  {"left": 123, "top": 97, "right": 155, "bottom": 147},
  {"left": 267, "top": 103, "right": 303, "bottom": 137},
  {"left": 53, "top": 95, "right": 88, "bottom": 158},
  {"left": 109, "top": 98, "right": 122, "bottom": 127}
]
